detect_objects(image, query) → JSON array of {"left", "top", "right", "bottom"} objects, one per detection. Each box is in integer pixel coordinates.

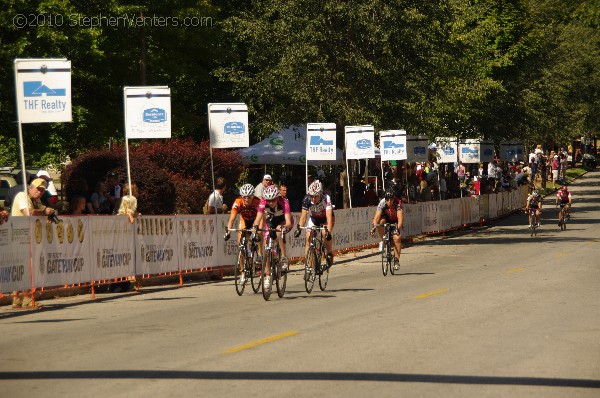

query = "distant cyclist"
[
  {"left": 526, "top": 189, "right": 542, "bottom": 228},
  {"left": 252, "top": 185, "right": 293, "bottom": 286},
  {"left": 294, "top": 180, "right": 335, "bottom": 271},
  {"left": 555, "top": 185, "right": 572, "bottom": 224},
  {"left": 370, "top": 189, "right": 404, "bottom": 270}
]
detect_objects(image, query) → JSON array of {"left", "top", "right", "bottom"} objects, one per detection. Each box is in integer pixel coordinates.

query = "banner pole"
[{"left": 346, "top": 158, "right": 352, "bottom": 208}]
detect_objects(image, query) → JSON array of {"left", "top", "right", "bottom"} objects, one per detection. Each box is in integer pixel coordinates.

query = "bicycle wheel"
[
  {"left": 381, "top": 239, "right": 389, "bottom": 276},
  {"left": 304, "top": 247, "right": 317, "bottom": 293},
  {"left": 388, "top": 241, "right": 396, "bottom": 275},
  {"left": 234, "top": 249, "right": 246, "bottom": 296},
  {"left": 276, "top": 257, "right": 287, "bottom": 298},
  {"left": 262, "top": 250, "right": 272, "bottom": 301},
  {"left": 250, "top": 248, "right": 261, "bottom": 294},
  {"left": 319, "top": 252, "right": 329, "bottom": 291},
  {"left": 561, "top": 209, "right": 567, "bottom": 230}
]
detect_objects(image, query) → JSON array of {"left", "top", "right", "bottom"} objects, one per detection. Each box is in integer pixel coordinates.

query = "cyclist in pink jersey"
[{"left": 252, "top": 185, "right": 293, "bottom": 282}]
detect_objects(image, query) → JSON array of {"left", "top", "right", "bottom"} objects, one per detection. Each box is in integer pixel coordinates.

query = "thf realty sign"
[{"left": 15, "top": 59, "right": 72, "bottom": 123}]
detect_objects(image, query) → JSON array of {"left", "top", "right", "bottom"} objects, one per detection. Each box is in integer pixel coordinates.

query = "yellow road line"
[
  {"left": 506, "top": 267, "right": 524, "bottom": 274},
  {"left": 224, "top": 331, "right": 299, "bottom": 354},
  {"left": 554, "top": 252, "right": 567, "bottom": 258},
  {"left": 415, "top": 288, "right": 448, "bottom": 299}
]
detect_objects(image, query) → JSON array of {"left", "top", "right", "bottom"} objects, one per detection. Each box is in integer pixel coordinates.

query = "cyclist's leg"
[{"left": 392, "top": 229, "right": 402, "bottom": 260}]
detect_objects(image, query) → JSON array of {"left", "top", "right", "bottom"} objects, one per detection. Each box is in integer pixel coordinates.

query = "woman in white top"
[{"left": 118, "top": 183, "right": 140, "bottom": 223}]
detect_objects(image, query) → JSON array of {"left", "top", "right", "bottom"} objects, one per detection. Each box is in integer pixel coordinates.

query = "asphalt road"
[{"left": 1, "top": 170, "right": 599, "bottom": 398}]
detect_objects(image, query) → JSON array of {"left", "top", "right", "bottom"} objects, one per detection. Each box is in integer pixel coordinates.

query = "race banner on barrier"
[
  {"left": 350, "top": 207, "right": 379, "bottom": 247},
  {"left": 421, "top": 201, "right": 440, "bottom": 233},
  {"left": 177, "top": 216, "right": 217, "bottom": 271},
  {"left": 439, "top": 200, "right": 453, "bottom": 231},
  {"left": 90, "top": 216, "right": 136, "bottom": 281},
  {"left": 0, "top": 217, "right": 32, "bottom": 294},
  {"left": 32, "top": 216, "right": 91, "bottom": 288},
  {"left": 333, "top": 209, "right": 352, "bottom": 252},
  {"left": 136, "top": 216, "right": 178, "bottom": 275},
  {"left": 450, "top": 198, "right": 462, "bottom": 227}
]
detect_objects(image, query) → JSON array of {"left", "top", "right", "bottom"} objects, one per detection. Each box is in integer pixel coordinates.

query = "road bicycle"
[
  {"left": 557, "top": 204, "right": 569, "bottom": 231},
  {"left": 227, "top": 228, "right": 261, "bottom": 295},
  {"left": 526, "top": 207, "right": 539, "bottom": 237},
  {"left": 371, "top": 223, "right": 398, "bottom": 276},
  {"left": 297, "top": 226, "right": 331, "bottom": 293},
  {"left": 260, "top": 224, "right": 287, "bottom": 301}
]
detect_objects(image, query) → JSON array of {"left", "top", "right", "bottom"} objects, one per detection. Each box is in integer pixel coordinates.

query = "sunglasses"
[{"left": 242, "top": 196, "right": 252, "bottom": 200}]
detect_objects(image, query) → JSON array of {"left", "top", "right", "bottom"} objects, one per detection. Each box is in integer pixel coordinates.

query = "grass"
[{"left": 533, "top": 166, "right": 591, "bottom": 197}]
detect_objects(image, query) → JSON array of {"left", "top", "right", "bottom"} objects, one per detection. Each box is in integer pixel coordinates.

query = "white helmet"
[
  {"left": 263, "top": 185, "right": 279, "bottom": 200},
  {"left": 239, "top": 183, "right": 255, "bottom": 197},
  {"left": 308, "top": 180, "right": 323, "bottom": 196}
]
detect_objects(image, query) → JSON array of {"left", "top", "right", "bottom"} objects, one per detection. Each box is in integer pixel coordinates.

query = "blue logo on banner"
[
  {"left": 23, "top": 81, "right": 66, "bottom": 97},
  {"left": 310, "top": 136, "right": 334, "bottom": 146},
  {"left": 506, "top": 149, "right": 516, "bottom": 157},
  {"left": 143, "top": 108, "right": 166, "bottom": 123},
  {"left": 356, "top": 139, "right": 372, "bottom": 149},
  {"left": 461, "top": 147, "right": 478, "bottom": 155},
  {"left": 413, "top": 146, "right": 426, "bottom": 155},
  {"left": 384, "top": 141, "right": 404, "bottom": 149},
  {"left": 484, "top": 148, "right": 494, "bottom": 156},
  {"left": 224, "top": 121, "right": 245, "bottom": 135},
  {"left": 443, "top": 147, "right": 455, "bottom": 155}
]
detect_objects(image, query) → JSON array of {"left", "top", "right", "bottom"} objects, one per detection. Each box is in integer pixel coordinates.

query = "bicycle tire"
[
  {"left": 235, "top": 249, "right": 246, "bottom": 296},
  {"left": 276, "top": 258, "right": 287, "bottom": 298},
  {"left": 305, "top": 247, "right": 317, "bottom": 293},
  {"left": 262, "top": 250, "right": 272, "bottom": 301},
  {"left": 388, "top": 240, "right": 396, "bottom": 275},
  {"left": 250, "top": 248, "right": 261, "bottom": 294},
  {"left": 381, "top": 239, "right": 389, "bottom": 276},
  {"left": 319, "top": 252, "right": 329, "bottom": 291}
]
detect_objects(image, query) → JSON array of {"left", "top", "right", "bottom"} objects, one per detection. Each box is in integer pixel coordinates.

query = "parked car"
[
  {"left": 582, "top": 154, "right": 597, "bottom": 168},
  {"left": 0, "top": 175, "right": 16, "bottom": 204}
]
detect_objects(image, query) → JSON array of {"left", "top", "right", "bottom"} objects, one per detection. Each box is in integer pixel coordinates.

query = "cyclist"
[
  {"left": 224, "top": 184, "right": 262, "bottom": 283},
  {"left": 252, "top": 185, "right": 293, "bottom": 287},
  {"left": 555, "top": 185, "right": 572, "bottom": 225},
  {"left": 525, "top": 189, "right": 542, "bottom": 228},
  {"left": 294, "top": 180, "right": 335, "bottom": 274},
  {"left": 370, "top": 189, "right": 404, "bottom": 270}
]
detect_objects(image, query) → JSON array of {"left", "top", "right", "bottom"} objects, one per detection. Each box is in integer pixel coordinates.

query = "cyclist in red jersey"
[
  {"left": 224, "top": 184, "right": 263, "bottom": 268},
  {"left": 555, "top": 185, "right": 572, "bottom": 224},
  {"left": 370, "top": 189, "right": 404, "bottom": 270}
]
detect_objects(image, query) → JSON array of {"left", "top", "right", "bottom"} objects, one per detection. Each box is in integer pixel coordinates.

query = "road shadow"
[{"left": 0, "top": 370, "right": 598, "bottom": 388}]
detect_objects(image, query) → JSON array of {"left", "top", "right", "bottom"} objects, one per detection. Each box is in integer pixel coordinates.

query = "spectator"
[
  {"left": 418, "top": 180, "right": 432, "bottom": 202},
  {"left": 36, "top": 170, "right": 59, "bottom": 209},
  {"left": 364, "top": 183, "right": 379, "bottom": 206},
  {"left": 207, "top": 177, "right": 228, "bottom": 214},
  {"left": 118, "top": 183, "right": 140, "bottom": 223},
  {"left": 0, "top": 204, "right": 8, "bottom": 224},
  {"left": 69, "top": 195, "right": 87, "bottom": 215},
  {"left": 456, "top": 161, "right": 466, "bottom": 187},
  {"left": 559, "top": 152, "right": 568, "bottom": 180},
  {"left": 105, "top": 171, "right": 122, "bottom": 214},
  {"left": 487, "top": 159, "right": 500, "bottom": 191},
  {"left": 10, "top": 178, "right": 55, "bottom": 309},
  {"left": 88, "top": 181, "right": 110, "bottom": 214},
  {"left": 551, "top": 155, "right": 560, "bottom": 188},
  {"left": 3, "top": 170, "right": 34, "bottom": 209},
  {"left": 278, "top": 184, "right": 289, "bottom": 200},
  {"left": 254, "top": 174, "right": 273, "bottom": 200}
]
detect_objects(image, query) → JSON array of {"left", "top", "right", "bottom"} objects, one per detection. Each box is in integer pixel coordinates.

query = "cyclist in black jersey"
[{"left": 370, "top": 190, "right": 404, "bottom": 270}]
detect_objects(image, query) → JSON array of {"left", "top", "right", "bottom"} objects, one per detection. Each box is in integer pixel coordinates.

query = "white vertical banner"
[
  {"left": 90, "top": 216, "right": 136, "bottom": 281},
  {"left": 31, "top": 216, "right": 91, "bottom": 288},
  {"left": 208, "top": 103, "right": 249, "bottom": 148},
  {"left": 380, "top": 130, "right": 407, "bottom": 161},
  {"left": 458, "top": 139, "right": 481, "bottom": 163},
  {"left": 406, "top": 135, "right": 428, "bottom": 163},
  {"left": 15, "top": 58, "right": 72, "bottom": 123},
  {"left": 178, "top": 216, "right": 218, "bottom": 271},
  {"left": 421, "top": 201, "right": 440, "bottom": 233},
  {"left": 306, "top": 123, "right": 337, "bottom": 161},
  {"left": 345, "top": 125, "right": 375, "bottom": 160},
  {"left": 435, "top": 137, "right": 458, "bottom": 164},
  {"left": 124, "top": 86, "right": 171, "bottom": 139},
  {"left": 136, "top": 216, "right": 178, "bottom": 275},
  {"left": 332, "top": 209, "right": 352, "bottom": 252},
  {"left": 0, "top": 217, "right": 32, "bottom": 294},
  {"left": 480, "top": 141, "right": 495, "bottom": 163},
  {"left": 214, "top": 214, "right": 237, "bottom": 265},
  {"left": 500, "top": 141, "right": 517, "bottom": 162}
]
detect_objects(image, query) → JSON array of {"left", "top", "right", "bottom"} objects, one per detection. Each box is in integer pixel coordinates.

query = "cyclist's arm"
[
  {"left": 297, "top": 209, "right": 308, "bottom": 229},
  {"left": 396, "top": 208, "right": 404, "bottom": 231},
  {"left": 283, "top": 213, "right": 293, "bottom": 230},
  {"left": 372, "top": 209, "right": 382, "bottom": 227},
  {"left": 252, "top": 211, "right": 263, "bottom": 229},
  {"left": 226, "top": 206, "right": 238, "bottom": 230},
  {"left": 325, "top": 208, "right": 334, "bottom": 232}
]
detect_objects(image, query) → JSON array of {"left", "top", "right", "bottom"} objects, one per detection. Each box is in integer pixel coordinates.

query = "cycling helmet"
[
  {"left": 239, "top": 183, "right": 255, "bottom": 197},
  {"left": 384, "top": 190, "right": 395, "bottom": 200},
  {"left": 560, "top": 185, "right": 568, "bottom": 191},
  {"left": 263, "top": 185, "right": 279, "bottom": 200},
  {"left": 308, "top": 180, "right": 323, "bottom": 196},
  {"left": 531, "top": 191, "right": 539, "bottom": 198}
]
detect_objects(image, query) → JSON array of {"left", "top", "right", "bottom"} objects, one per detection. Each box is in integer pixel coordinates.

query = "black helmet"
[{"left": 384, "top": 190, "right": 395, "bottom": 200}]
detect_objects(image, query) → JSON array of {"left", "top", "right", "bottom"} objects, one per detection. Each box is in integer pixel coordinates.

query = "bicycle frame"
[
  {"left": 299, "top": 225, "right": 330, "bottom": 293},
  {"left": 228, "top": 228, "right": 261, "bottom": 295},
  {"left": 376, "top": 223, "right": 397, "bottom": 276},
  {"left": 260, "top": 225, "right": 286, "bottom": 300}
]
